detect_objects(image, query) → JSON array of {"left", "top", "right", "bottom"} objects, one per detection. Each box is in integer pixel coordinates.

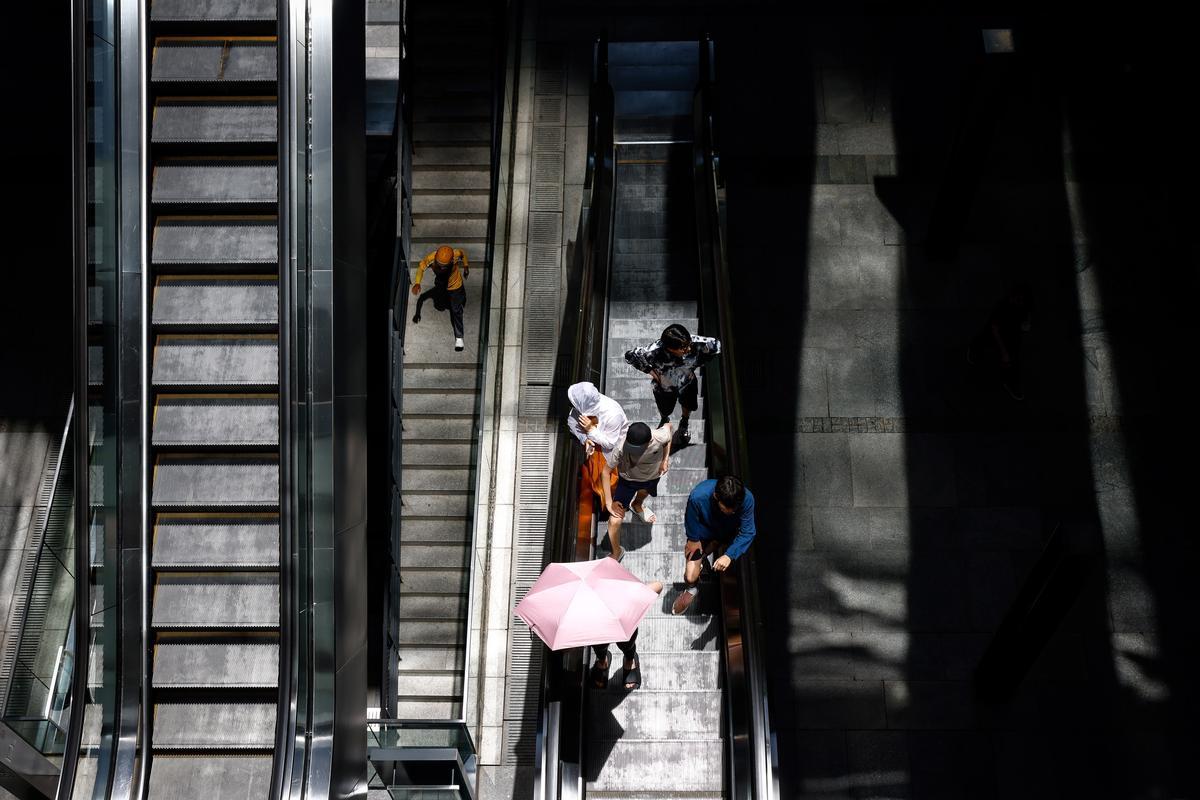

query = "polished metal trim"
[{"left": 60, "top": 0, "right": 91, "bottom": 792}]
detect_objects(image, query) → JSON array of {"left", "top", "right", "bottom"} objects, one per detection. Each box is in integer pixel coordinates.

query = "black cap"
[{"left": 626, "top": 422, "right": 651, "bottom": 446}]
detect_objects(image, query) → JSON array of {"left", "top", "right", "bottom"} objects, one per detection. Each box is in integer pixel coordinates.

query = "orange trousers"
[{"left": 581, "top": 449, "right": 618, "bottom": 502}]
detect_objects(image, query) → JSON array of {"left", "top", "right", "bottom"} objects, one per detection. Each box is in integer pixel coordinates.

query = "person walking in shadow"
[
  {"left": 967, "top": 283, "right": 1033, "bottom": 401},
  {"left": 624, "top": 323, "right": 721, "bottom": 444},
  {"left": 590, "top": 580, "right": 663, "bottom": 691},
  {"left": 411, "top": 244, "right": 470, "bottom": 352}
]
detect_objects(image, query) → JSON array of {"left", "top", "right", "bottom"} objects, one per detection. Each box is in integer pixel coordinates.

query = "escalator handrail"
[
  {"left": 533, "top": 34, "right": 616, "bottom": 800},
  {"left": 693, "top": 35, "right": 779, "bottom": 800}
]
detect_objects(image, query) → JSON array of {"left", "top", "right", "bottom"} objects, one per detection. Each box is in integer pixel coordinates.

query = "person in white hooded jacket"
[
  {"left": 566, "top": 383, "right": 630, "bottom": 549},
  {"left": 566, "top": 381, "right": 628, "bottom": 458}
]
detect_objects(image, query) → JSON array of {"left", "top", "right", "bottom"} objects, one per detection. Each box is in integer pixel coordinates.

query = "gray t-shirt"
[{"left": 606, "top": 424, "right": 672, "bottom": 482}]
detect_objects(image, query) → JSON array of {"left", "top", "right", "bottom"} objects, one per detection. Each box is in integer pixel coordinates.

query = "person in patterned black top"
[{"left": 624, "top": 323, "right": 721, "bottom": 444}]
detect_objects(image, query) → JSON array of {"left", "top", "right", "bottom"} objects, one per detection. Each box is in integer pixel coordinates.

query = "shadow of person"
[
  {"left": 410, "top": 285, "right": 447, "bottom": 324},
  {"left": 582, "top": 653, "right": 632, "bottom": 782}
]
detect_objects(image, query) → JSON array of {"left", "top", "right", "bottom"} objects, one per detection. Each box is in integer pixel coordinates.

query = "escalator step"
[
  {"left": 152, "top": 572, "right": 279, "bottom": 628},
  {"left": 152, "top": 703, "right": 276, "bottom": 749},
  {"left": 152, "top": 217, "right": 278, "bottom": 267},
  {"left": 152, "top": 455, "right": 279, "bottom": 507},
  {"left": 153, "top": 276, "right": 278, "bottom": 327},
  {"left": 153, "top": 335, "right": 277, "bottom": 387},
  {"left": 153, "top": 99, "right": 278, "bottom": 144},
  {"left": 153, "top": 513, "right": 279, "bottom": 567},
  {"left": 148, "top": 755, "right": 273, "bottom": 800},
  {"left": 152, "top": 39, "right": 277, "bottom": 84},
  {"left": 152, "top": 160, "right": 277, "bottom": 205},
  {"left": 150, "top": 0, "right": 277, "bottom": 23},
  {"left": 153, "top": 395, "right": 279, "bottom": 448},
  {"left": 154, "top": 640, "right": 277, "bottom": 688}
]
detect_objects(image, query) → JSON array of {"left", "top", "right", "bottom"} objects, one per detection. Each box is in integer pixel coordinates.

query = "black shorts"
[
  {"left": 614, "top": 475, "right": 660, "bottom": 508},
  {"left": 652, "top": 379, "right": 698, "bottom": 417}
]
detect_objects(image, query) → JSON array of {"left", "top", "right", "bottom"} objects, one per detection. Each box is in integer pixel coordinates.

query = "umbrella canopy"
[{"left": 514, "top": 559, "right": 659, "bottom": 650}]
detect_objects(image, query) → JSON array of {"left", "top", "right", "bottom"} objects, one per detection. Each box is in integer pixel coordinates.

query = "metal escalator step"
[
  {"left": 153, "top": 395, "right": 279, "bottom": 448},
  {"left": 153, "top": 217, "right": 278, "bottom": 267},
  {"left": 401, "top": 442, "right": 473, "bottom": 467},
  {"left": 151, "top": 0, "right": 277, "bottom": 22},
  {"left": 152, "top": 99, "right": 277, "bottom": 143},
  {"left": 154, "top": 640, "right": 278, "bottom": 687},
  {"left": 153, "top": 572, "right": 279, "bottom": 628},
  {"left": 152, "top": 455, "right": 279, "bottom": 507},
  {"left": 153, "top": 160, "right": 277, "bottom": 205},
  {"left": 153, "top": 335, "right": 277, "bottom": 387},
  {"left": 587, "top": 689, "right": 722, "bottom": 739},
  {"left": 152, "top": 703, "right": 276, "bottom": 749},
  {"left": 401, "top": 390, "right": 478, "bottom": 415},
  {"left": 408, "top": 193, "right": 489, "bottom": 215},
  {"left": 153, "top": 276, "right": 278, "bottom": 327},
  {"left": 392, "top": 518, "right": 471, "bottom": 544},
  {"left": 412, "top": 145, "right": 491, "bottom": 168},
  {"left": 153, "top": 513, "right": 279, "bottom": 567},
  {"left": 152, "top": 39, "right": 277, "bottom": 84},
  {"left": 147, "top": 755, "right": 273, "bottom": 800},
  {"left": 586, "top": 739, "right": 723, "bottom": 793},
  {"left": 396, "top": 569, "right": 468, "bottom": 594}
]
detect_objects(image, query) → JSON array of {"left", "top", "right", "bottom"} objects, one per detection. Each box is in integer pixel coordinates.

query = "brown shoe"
[{"left": 671, "top": 587, "right": 698, "bottom": 615}]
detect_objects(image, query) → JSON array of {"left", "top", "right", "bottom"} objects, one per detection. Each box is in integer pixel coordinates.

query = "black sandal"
[
  {"left": 622, "top": 657, "right": 641, "bottom": 690},
  {"left": 590, "top": 657, "right": 610, "bottom": 690}
]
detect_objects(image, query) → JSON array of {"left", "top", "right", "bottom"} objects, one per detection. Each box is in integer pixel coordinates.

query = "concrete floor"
[{"left": 722, "top": 12, "right": 1200, "bottom": 800}]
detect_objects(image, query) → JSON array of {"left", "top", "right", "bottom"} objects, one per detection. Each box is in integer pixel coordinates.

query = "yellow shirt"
[{"left": 413, "top": 248, "right": 468, "bottom": 291}]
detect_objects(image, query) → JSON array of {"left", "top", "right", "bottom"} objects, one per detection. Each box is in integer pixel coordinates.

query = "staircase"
[{"left": 396, "top": 0, "right": 496, "bottom": 720}]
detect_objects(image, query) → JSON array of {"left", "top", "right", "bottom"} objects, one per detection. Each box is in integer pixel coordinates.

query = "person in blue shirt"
[{"left": 672, "top": 475, "right": 757, "bottom": 615}]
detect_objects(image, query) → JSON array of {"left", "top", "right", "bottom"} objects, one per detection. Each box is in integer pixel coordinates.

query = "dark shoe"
[
  {"left": 622, "top": 658, "right": 641, "bottom": 690},
  {"left": 590, "top": 657, "right": 610, "bottom": 690},
  {"left": 671, "top": 587, "right": 698, "bottom": 615},
  {"left": 678, "top": 417, "right": 691, "bottom": 444}
]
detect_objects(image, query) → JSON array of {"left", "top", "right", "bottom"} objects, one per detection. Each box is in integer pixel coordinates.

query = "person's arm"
[
  {"left": 716, "top": 494, "right": 757, "bottom": 566},
  {"left": 692, "top": 336, "right": 722, "bottom": 367},
  {"left": 658, "top": 424, "right": 672, "bottom": 475},
  {"left": 411, "top": 250, "right": 435, "bottom": 293},
  {"left": 566, "top": 411, "right": 588, "bottom": 446},
  {"left": 624, "top": 344, "right": 656, "bottom": 375},
  {"left": 454, "top": 248, "right": 470, "bottom": 278},
  {"left": 584, "top": 406, "right": 626, "bottom": 451},
  {"left": 684, "top": 491, "right": 704, "bottom": 542}
]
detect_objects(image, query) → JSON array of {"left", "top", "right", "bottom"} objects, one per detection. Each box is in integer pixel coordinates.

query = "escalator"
[
  {"left": 536, "top": 37, "right": 776, "bottom": 800},
  {"left": 144, "top": 1, "right": 282, "bottom": 792}
]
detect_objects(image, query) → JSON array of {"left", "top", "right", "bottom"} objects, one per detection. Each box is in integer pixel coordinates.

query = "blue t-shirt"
[{"left": 683, "top": 479, "right": 757, "bottom": 560}]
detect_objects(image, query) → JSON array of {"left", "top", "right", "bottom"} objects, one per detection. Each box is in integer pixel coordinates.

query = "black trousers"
[
  {"left": 653, "top": 378, "right": 698, "bottom": 419},
  {"left": 416, "top": 277, "right": 466, "bottom": 338},
  {"left": 592, "top": 627, "right": 638, "bottom": 662}
]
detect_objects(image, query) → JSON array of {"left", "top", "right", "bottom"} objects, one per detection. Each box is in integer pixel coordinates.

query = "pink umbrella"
[{"left": 514, "top": 559, "right": 659, "bottom": 650}]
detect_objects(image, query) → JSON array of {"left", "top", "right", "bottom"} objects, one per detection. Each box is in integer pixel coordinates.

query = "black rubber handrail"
[
  {"left": 533, "top": 34, "right": 615, "bottom": 800},
  {"left": 692, "top": 35, "right": 779, "bottom": 800}
]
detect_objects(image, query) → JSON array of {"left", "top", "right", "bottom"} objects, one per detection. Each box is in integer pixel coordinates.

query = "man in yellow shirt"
[{"left": 411, "top": 245, "right": 469, "bottom": 351}]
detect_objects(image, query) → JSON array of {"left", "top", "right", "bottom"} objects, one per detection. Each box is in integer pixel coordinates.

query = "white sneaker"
[{"left": 454, "top": 337, "right": 464, "bottom": 352}]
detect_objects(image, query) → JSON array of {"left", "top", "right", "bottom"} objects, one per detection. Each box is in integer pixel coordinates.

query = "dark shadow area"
[
  {"left": 1, "top": 4, "right": 73, "bottom": 421},
  {"left": 1044, "top": 16, "right": 1200, "bottom": 796},
  {"left": 718, "top": 9, "right": 816, "bottom": 799},
  {"left": 885, "top": 13, "right": 1151, "bottom": 797}
]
